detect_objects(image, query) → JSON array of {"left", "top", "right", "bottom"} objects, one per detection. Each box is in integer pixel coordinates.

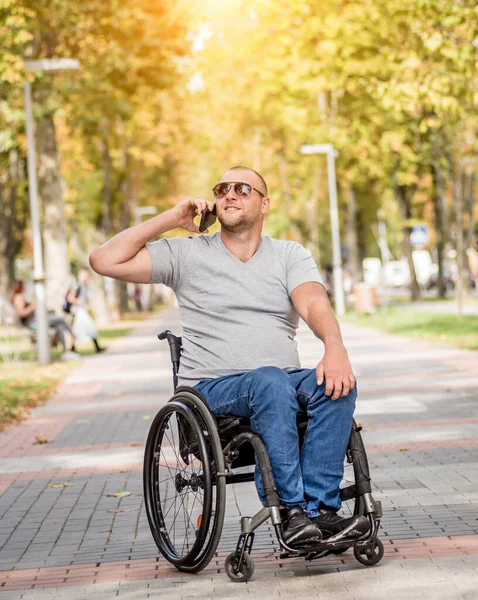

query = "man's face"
[
  {"left": 78, "top": 269, "right": 89, "bottom": 284},
  {"left": 216, "top": 169, "right": 269, "bottom": 233}
]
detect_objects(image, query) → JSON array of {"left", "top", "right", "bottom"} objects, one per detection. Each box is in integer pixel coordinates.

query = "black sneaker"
[
  {"left": 281, "top": 507, "right": 323, "bottom": 548},
  {"left": 312, "top": 509, "right": 370, "bottom": 541}
]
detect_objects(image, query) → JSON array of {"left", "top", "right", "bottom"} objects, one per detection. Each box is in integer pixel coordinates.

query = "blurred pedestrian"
[
  {"left": 11, "top": 280, "right": 79, "bottom": 360},
  {"left": 133, "top": 284, "right": 142, "bottom": 312},
  {"left": 68, "top": 268, "right": 105, "bottom": 354}
]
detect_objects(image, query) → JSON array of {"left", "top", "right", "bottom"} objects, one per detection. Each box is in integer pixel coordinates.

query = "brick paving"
[{"left": 1, "top": 306, "right": 478, "bottom": 599}]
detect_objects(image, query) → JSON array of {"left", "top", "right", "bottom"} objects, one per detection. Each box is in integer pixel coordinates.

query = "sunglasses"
[{"left": 212, "top": 181, "right": 266, "bottom": 199}]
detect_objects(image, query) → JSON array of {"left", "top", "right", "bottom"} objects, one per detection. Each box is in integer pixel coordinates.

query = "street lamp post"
[
  {"left": 300, "top": 144, "right": 345, "bottom": 316},
  {"left": 23, "top": 59, "right": 80, "bottom": 365}
]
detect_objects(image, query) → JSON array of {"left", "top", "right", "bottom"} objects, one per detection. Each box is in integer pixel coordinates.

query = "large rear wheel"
[{"left": 143, "top": 392, "right": 225, "bottom": 573}]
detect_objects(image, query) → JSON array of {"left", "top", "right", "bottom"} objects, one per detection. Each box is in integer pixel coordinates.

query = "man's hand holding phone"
[{"left": 174, "top": 197, "right": 216, "bottom": 234}]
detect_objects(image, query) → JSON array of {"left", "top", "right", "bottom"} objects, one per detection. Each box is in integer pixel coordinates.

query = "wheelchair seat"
[
  {"left": 175, "top": 384, "right": 309, "bottom": 472},
  {"left": 214, "top": 412, "right": 308, "bottom": 471}
]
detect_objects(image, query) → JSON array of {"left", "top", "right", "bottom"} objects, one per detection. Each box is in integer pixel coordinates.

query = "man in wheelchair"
[{"left": 90, "top": 166, "right": 370, "bottom": 549}]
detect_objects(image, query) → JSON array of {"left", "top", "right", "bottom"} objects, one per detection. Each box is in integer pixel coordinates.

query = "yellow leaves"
[
  {"left": 33, "top": 435, "right": 50, "bottom": 445},
  {"left": 107, "top": 491, "right": 132, "bottom": 499},
  {"left": 423, "top": 32, "right": 443, "bottom": 53},
  {"left": 50, "top": 482, "right": 72, "bottom": 488},
  {"left": 0, "top": 362, "right": 74, "bottom": 431}
]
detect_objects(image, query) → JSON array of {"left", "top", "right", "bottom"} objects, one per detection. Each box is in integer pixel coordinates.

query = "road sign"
[{"left": 410, "top": 225, "right": 428, "bottom": 247}]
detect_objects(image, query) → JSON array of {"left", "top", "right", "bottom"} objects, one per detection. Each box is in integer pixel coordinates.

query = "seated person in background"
[
  {"left": 11, "top": 280, "right": 79, "bottom": 360},
  {"left": 89, "top": 165, "right": 370, "bottom": 548}
]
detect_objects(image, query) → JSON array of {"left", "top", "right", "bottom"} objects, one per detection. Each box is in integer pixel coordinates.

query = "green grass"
[
  {"left": 0, "top": 311, "right": 152, "bottom": 429},
  {"left": 0, "top": 324, "right": 137, "bottom": 362},
  {"left": 342, "top": 307, "right": 478, "bottom": 351},
  {"left": 0, "top": 362, "right": 77, "bottom": 430},
  {"left": 98, "top": 327, "right": 133, "bottom": 339}
]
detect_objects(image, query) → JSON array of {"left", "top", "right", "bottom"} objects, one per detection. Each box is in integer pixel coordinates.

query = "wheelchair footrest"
[{"left": 279, "top": 538, "right": 353, "bottom": 559}]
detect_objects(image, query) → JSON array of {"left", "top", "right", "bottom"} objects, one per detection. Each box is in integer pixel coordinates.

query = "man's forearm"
[
  {"left": 306, "top": 295, "right": 345, "bottom": 348},
  {"left": 90, "top": 207, "right": 179, "bottom": 270}
]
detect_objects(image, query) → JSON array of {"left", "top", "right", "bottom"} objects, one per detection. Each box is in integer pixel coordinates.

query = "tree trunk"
[
  {"left": 393, "top": 170, "right": 420, "bottom": 301},
  {"left": 0, "top": 151, "right": 26, "bottom": 299},
  {"left": 464, "top": 168, "right": 476, "bottom": 250},
  {"left": 36, "top": 114, "right": 70, "bottom": 313},
  {"left": 7, "top": 151, "right": 27, "bottom": 284},
  {"left": 116, "top": 145, "right": 132, "bottom": 317},
  {"left": 101, "top": 120, "right": 113, "bottom": 236},
  {"left": 345, "top": 187, "right": 361, "bottom": 283},
  {"left": 454, "top": 168, "right": 465, "bottom": 319},
  {"left": 306, "top": 167, "right": 321, "bottom": 265},
  {"left": 0, "top": 182, "right": 9, "bottom": 300},
  {"left": 431, "top": 165, "right": 447, "bottom": 298}
]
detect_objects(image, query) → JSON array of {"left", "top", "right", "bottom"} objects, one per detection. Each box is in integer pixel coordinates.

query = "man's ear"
[{"left": 261, "top": 196, "right": 270, "bottom": 214}]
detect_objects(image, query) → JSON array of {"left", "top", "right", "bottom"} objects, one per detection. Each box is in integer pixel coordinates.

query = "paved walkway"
[{"left": 1, "top": 307, "right": 478, "bottom": 599}]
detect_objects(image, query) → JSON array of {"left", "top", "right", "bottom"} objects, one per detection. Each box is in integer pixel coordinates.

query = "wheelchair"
[{"left": 143, "top": 330, "right": 384, "bottom": 582}]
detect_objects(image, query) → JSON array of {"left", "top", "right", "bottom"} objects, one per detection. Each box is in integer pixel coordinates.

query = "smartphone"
[{"left": 199, "top": 205, "right": 217, "bottom": 232}]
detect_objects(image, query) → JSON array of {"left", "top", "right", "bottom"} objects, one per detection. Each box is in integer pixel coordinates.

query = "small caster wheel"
[
  {"left": 225, "top": 552, "right": 255, "bottom": 582},
  {"left": 353, "top": 538, "right": 384, "bottom": 566}
]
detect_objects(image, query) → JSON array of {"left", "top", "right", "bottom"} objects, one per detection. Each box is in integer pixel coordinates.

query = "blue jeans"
[{"left": 195, "top": 366, "right": 357, "bottom": 517}]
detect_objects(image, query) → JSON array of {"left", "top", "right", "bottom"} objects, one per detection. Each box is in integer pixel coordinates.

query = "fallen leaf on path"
[
  {"left": 129, "top": 443, "right": 141, "bottom": 447},
  {"left": 107, "top": 508, "right": 139, "bottom": 513},
  {"left": 33, "top": 435, "right": 50, "bottom": 445},
  {"left": 76, "top": 419, "right": 90, "bottom": 424},
  {"left": 141, "top": 415, "right": 153, "bottom": 421},
  {"left": 398, "top": 448, "right": 411, "bottom": 452},
  {"left": 50, "top": 482, "right": 73, "bottom": 488},
  {"left": 108, "top": 391, "right": 121, "bottom": 396},
  {"left": 107, "top": 491, "right": 131, "bottom": 498},
  {"left": 119, "top": 470, "right": 130, "bottom": 473}
]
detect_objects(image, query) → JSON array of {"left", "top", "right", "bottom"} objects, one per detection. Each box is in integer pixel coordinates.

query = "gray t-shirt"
[{"left": 146, "top": 233, "right": 323, "bottom": 386}]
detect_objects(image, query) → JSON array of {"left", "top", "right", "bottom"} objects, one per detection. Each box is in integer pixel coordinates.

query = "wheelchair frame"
[{"left": 143, "top": 330, "right": 383, "bottom": 582}]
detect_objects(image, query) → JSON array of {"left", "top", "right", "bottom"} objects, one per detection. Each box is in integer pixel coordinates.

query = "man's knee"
[
  {"left": 246, "top": 366, "right": 295, "bottom": 408},
  {"left": 344, "top": 381, "right": 358, "bottom": 405},
  {"left": 247, "top": 366, "right": 290, "bottom": 389},
  {"left": 328, "top": 381, "right": 357, "bottom": 414}
]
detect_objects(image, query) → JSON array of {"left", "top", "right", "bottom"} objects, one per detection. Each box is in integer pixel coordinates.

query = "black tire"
[
  {"left": 172, "top": 389, "right": 227, "bottom": 572},
  {"left": 353, "top": 538, "right": 384, "bottom": 566},
  {"left": 143, "top": 390, "right": 226, "bottom": 573},
  {"left": 225, "top": 552, "right": 255, "bottom": 583},
  {"left": 143, "top": 399, "right": 221, "bottom": 572}
]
